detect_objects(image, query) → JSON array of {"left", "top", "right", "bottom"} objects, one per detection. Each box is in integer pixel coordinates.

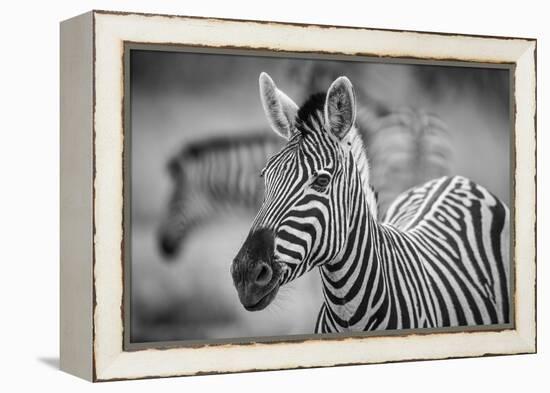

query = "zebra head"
[{"left": 232, "top": 72, "right": 373, "bottom": 311}]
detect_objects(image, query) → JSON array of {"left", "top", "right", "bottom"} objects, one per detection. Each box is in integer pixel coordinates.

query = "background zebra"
[
  {"left": 158, "top": 133, "right": 282, "bottom": 258},
  {"left": 231, "top": 73, "right": 510, "bottom": 332},
  {"left": 158, "top": 107, "right": 452, "bottom": 258}
]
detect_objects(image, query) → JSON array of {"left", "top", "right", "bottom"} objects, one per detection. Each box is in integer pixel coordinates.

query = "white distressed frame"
[{"left": 63, "top": 10, "right": 536, "bottom": 381}]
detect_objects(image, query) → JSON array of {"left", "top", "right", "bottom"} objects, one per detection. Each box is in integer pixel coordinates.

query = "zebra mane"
[
  {"left": 296, "top": 93, "right": 379, "bottom": 220},
  {"left": 345, "top": 127, "right": 379, "bottom": 220},
  {"left": 297, "top": 93, "right": 325, "bottom": 122}
]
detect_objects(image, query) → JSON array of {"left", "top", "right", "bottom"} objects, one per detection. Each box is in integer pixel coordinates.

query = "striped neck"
[
  {"left": 320, "top": 127, "right": 388, "bottom": 331},
  {"left": 318, "top": 153, "right": 389, "bottom": 331}
]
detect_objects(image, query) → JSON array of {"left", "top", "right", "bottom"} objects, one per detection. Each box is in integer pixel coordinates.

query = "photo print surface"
[{"left": 127, "top": 47, "right": 512, "bottom": 345}]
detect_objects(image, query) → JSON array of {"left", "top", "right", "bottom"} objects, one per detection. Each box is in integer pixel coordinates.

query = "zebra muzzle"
[
  {"left": 231, "top": 228, "right": 280, "bottom": 311},
  {"left": 157, "top": 225, "right": 184, "bottom": 260}
]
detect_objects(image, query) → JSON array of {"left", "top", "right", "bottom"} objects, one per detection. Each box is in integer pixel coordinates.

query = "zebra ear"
[
  {"left": 259, "top": 72, "right": 299, "bottom": 140},
  {"left": 324, "top": 76, "right": 356, "bottom": 140}
]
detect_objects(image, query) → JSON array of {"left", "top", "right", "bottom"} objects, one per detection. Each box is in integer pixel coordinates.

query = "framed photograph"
[{"left": 60, "top": 10, "right": 537, "bottom": 381}]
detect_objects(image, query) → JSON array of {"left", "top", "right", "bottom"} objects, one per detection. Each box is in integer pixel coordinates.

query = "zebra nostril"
[{"left": 253, "top": 262, "right": 272, "bottom": 286}]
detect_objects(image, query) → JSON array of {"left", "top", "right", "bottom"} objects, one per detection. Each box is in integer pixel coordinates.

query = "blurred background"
[{"left": 129, "top": 49, "right": 511, "bottom": 343}]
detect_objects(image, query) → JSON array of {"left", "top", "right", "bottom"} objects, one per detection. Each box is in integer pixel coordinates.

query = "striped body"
[
  {"left": 315, "top": 175, "right": 509, "bottom": 333},
  {"left": 231, "top": 73, "right": 510, "bottom": 332}
]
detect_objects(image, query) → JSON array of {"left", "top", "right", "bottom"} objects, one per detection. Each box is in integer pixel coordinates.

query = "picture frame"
[{"left": 60, "top": 10, "right": 537, "bottom": 381}]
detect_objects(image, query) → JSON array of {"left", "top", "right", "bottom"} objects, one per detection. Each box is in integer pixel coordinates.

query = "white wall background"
[{"left": 0, "top": 0, "right": 546, "bottom": 391}]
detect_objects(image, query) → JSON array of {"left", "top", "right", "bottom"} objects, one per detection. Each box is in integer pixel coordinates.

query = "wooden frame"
[{"left": 60, "top": 10, "right": 537, "bottom": 381}]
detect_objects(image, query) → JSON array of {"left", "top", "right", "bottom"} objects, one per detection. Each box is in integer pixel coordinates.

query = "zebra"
[
  {"left": 364, "top": 108, "right": 453, "bottom": 216},
  {"left": 159, "top": 110, "right": 451, "bottom": 259},
  {"left": 230, "top": 72, "right": 510, "bottom": 332},
  {"left": 158, "top": 133, "right": 283, "bottom": 258}
]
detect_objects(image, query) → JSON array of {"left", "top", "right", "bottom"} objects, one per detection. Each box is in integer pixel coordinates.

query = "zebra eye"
[
  {"left": 260, "top": 168, "right": 266, "bottom": 178},
  {"left": 313, "top": 173, "right": 331, "bottom": 189}
]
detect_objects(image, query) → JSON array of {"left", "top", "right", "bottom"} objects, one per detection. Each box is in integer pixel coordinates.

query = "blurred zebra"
[
  {"left": 361, "top": 108, "right": 453, "bottom": 216},
  {"left": 157, "top": 133, "right": 282, "bottom": 258},
  {"left": 231, "top": 73, "right": 510, "bottom": 331}
]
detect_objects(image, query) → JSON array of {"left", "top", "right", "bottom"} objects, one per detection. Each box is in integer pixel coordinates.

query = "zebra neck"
[{"left": 319, "top": 174, "right": 389, "bottom": 330}]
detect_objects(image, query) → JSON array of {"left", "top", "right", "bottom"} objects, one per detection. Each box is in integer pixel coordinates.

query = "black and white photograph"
[{"left": 128, "top": 47, "right": 512, "bottom": 344}]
